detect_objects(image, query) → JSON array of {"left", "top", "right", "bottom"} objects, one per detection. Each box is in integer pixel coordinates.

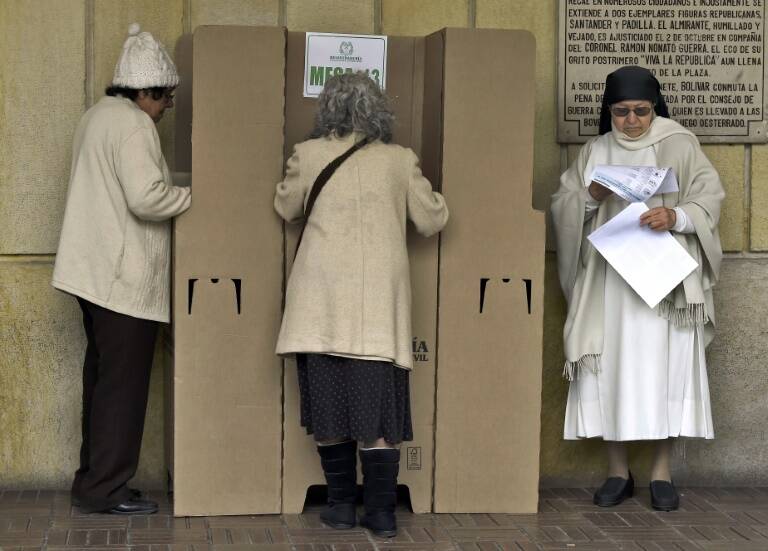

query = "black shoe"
[
  {"left": 650, "top": 480, "right": 679, "bottom": 511},
  {"left": 72, "top": 488, "right": 143, "bottom": 508},
  {"left": 106, "top": 498, "right": 158, "bottom": 515},
  {"left": 359, "top": 448, "right": 399, "bottom": 538},
  {"left": 317, "top": 441, "right": 358, "bottom": 529},
  {"left": 593, "top": 472, "right": 634, "bottom": 507}
]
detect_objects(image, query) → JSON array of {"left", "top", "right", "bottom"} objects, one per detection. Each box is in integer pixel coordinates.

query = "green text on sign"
[{"left": 309, "top": 66, "right": 382, "bottom": 86}]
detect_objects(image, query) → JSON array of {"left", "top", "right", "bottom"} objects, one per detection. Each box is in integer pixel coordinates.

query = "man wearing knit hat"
[{"left": 53, "top": 24, "right": 190, "bottom": 515}]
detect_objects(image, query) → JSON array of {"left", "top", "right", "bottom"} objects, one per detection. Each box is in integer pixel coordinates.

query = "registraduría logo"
[{"left": 331, "top": 40, "right": 362, "bottom": 62}]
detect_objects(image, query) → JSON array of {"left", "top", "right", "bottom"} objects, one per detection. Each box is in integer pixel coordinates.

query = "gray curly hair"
[{"left": 309, "top": 72, "right": 394, "bottom": 143}]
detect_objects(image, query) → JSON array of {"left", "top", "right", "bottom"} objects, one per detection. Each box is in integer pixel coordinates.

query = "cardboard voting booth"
[
  {"left": 280, "top": 31, "right": 439, "bottom": 515},
  {"left": 170, "top": 25, "right": 543, "bottom": 517}
]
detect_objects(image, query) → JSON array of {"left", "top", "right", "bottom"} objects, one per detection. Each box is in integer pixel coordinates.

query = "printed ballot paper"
[
  {"left": 591, "top": 165, "right": 678, "bottom": 203},
  {"left": 587, "top": 203, "right": 698, "bottom": 308}
]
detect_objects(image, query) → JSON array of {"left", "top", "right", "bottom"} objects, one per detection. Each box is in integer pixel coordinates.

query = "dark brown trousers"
[{"left": 71, "top": 298, "right": 158, "bottom": 511}]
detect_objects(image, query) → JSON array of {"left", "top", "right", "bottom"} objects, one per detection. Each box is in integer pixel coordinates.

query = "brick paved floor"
[{"left": 3, "top": 487, "right": 768, "bottom": 550}]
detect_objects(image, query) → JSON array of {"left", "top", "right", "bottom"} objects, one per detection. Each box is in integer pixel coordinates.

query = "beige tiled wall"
[
  {"left": 0, "top": 0, "right": 86, "bottom": 255},
  {"left": 287, "top": 0, "right": 375, "bottom": 33},
  {"left": 190, "top": 0, "right": 280, "bottom": 29},
  {"left": 381, "top": 0, "right": 469, "bottom": 35},
  {"left": 702, "top": 145, "right": 746, "bottom": 252},
  {"left": 750, "top": 145, "right": 768, "bottom": 250}
]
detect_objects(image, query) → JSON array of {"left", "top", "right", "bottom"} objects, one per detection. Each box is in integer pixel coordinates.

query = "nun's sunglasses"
[{"left": 610, "top": 105, "right": 653, "bottom": 117}]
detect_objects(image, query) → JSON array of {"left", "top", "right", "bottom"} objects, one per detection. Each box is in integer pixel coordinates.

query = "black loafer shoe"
[
  {"left": 593, "top": 471, "right": 634, "bottom": 507},
  {"left": 72, "top": 488, "right": 142, "bottom": 507},
  {"left": 107, "top": 498, "right": 158, "bottom": 515},
  {"left": 650, "top": 480, "right": 679, "bottom": 511}
]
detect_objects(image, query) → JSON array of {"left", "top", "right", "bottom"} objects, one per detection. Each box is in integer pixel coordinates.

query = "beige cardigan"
[
  {"left": 53, "top": 96, "right": 191, "bottom": 322},
  {"left": 274, "top": 133, "right": 449, "bottom": 369}
]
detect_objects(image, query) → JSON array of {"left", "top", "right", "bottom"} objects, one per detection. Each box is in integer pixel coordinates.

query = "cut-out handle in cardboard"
[
  {"left": 232, "top": 278, "right": 242, "bottom": 314},
  {"left": 479, "top": 278, "right": 533, "bottom": 314},
  {"left": 479, "top": 278, "right": 490, "bottom": 313},
  {"left": 188, "top": 278, "right": 198, "bottom": 315},
  {"left": 187, "top": 278, "right": 242, "bottom": 315},
  {"left": 523, "top": 279, "right": 532, "bottom": 314}
]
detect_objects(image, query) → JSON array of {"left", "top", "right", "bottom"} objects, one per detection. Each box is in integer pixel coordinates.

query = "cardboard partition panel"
[
  {"left": 280, "top": 32, "right": 438, "bottom": 515},
  {"left": 166, "top": 32, "right": 194, "bottom": 484},
  {"left": 433, "top": 29, "right": 544, "bottom": 513},
  {"left": 398, "top": 36, "right": 439, "bottom": 516},
  {"left": 171, "top": 26, "right": 285, "bottom": 516}
]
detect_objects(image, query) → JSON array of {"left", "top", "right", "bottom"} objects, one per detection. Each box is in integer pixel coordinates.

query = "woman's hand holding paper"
[
  {"left": 588, "top": 181, "right": 613, "bottom": 201},
  {"left": 639, "top": 206, "right": 676, "bottom": 231}
]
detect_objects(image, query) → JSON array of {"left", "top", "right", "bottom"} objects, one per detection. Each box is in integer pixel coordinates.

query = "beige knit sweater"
[
  {"left": 274, "top": 133, "right": 449, "bottom": 369},
  {"left": 53, "top": 96, "right": 191, "bottom": 322}
]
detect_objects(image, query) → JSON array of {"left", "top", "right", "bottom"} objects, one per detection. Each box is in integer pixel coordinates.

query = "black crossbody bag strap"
[{"left": 294, "top": 138, "right": 368, "bottom": 259}]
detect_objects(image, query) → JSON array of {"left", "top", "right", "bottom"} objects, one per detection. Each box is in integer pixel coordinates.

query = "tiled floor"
[{"left": 3, "top": 487, "right": 768, "bottom": 550}]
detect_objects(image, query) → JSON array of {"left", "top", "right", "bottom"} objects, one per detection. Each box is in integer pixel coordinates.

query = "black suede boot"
[
  {"left": 359, "top": 448, "right": 399, "bottom": 538},
  {"left": 317, "top": 440, "right": 358, "bottom": 529}
]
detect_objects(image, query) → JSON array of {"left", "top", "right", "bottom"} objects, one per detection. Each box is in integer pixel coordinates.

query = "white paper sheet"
[
  {"left": 590, "top": 165, "right": 679, "bottom": 202},
  {"left": 587, "top": 203, "right": 698, "bottom": 308}
]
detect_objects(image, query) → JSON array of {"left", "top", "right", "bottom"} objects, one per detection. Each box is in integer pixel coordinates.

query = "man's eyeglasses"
[{"left": 610, "top": 105, "right": 653, "bottom": 117}]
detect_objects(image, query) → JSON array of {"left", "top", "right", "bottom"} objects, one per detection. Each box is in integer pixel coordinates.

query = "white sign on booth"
[{"left": 303, "top": 32, "right": 387, "bottom": 98}]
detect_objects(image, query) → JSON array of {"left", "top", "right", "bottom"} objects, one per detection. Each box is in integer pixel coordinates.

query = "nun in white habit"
[{"left": 551, "top": 66, "right": 725, "bottom": 511}]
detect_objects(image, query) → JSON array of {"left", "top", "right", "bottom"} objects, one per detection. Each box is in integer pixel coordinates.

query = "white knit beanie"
[{"left": 112, "top": 23, "right": 179, "bottom": 89}]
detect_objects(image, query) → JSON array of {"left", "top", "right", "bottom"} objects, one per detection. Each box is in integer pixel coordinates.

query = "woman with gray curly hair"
[
  {"left": 274, "top": 72, "right": 448, "bottom": 537},
  {"left": 308, "top": 71, "right": 394, "bottom": 142}
]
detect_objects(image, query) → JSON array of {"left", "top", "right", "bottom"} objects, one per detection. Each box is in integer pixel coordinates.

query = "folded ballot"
[
  {"left": 587, "top": 202, "right": 698, "bottom": 308},
  {"left": 591, "top": 165, "right": 679, "bottom": 203}
]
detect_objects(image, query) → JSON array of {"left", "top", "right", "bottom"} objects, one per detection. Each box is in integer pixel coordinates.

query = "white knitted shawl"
[{"left": 551, "top": 117, "right": 725, "bottom": 380}]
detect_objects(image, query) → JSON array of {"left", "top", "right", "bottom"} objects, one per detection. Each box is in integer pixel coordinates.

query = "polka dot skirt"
[{"left": 297, "top": 354, "right": 413, "bottom": 445}]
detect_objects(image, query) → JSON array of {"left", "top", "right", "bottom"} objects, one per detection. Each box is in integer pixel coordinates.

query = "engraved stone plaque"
[{"left": 558, "top": 0, "right": 767, "bottom": 143}]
